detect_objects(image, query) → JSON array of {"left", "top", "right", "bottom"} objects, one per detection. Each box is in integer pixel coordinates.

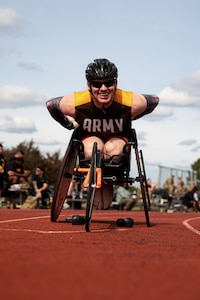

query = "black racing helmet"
[{"left": 85, "top": 58, "right": 118, "bottom": 81}]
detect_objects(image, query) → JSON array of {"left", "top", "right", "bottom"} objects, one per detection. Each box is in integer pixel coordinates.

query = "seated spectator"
[
  {"left": 32, "top": 165, "right": 50, "bottom": 208},
  {"left": 137, "top": 178, "right": 157, "bottom": 206},
  {"left": 66, "top": 180, "right": 82, "bottom": 209},
  {"left": 115, "top": 183, "right": 137, "bottom": 210},
  {"left": 6, "top": 151, "right": 30, "bottom": 185},
  {"left": 146, "top": 178, "right": 157, "bottom": 200},
  {"left": 175, "top": 177, "right": 187, "bottom": 200},
  {"left": 181, "top": 186, "right": 200, "bottom": 213},
  {"left": 163, "top": 174, "right": 175, "bottom": 207}
]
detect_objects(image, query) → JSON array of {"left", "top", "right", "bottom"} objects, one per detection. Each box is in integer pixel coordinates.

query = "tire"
[
  {"left": 85, "top": 142, "right": 97, "bottom": 232},
  {"left": 51, "top": 140, "right": 79, "bottom": 222}
]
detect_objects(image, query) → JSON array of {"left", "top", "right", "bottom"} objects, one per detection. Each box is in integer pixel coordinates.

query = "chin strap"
[
  {"left": 46, "top": 97, "right": 74, "bottom": 130},
  {"left": 134, "top": 94, "right": 159, "bottom": 120}
]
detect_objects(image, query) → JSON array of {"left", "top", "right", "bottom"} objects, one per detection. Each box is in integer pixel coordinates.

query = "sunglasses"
[{"left": 91, "top": 79, "right": 115, "bottom": 88}]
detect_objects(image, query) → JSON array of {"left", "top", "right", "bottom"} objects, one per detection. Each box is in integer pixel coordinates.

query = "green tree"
[
  {"left": 191, "top": 159, "right": 200, "bottom": 184},
  {"left": 42, "top": 151, "right": 62, "bottom": 186}
]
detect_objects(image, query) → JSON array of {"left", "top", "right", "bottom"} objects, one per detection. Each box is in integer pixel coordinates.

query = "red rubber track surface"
[{"left": 0, "top": 209, "right": 200, "bottom": 300}]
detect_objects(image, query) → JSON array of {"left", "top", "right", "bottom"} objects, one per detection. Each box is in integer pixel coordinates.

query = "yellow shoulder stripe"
[
  {"left": 74, "top": 89, "right": 133, "bottom": 107},
  {"left": 74, "top": 90, "right": 91, "bottom": 106},
  {"left": 115, "top": 89, "right": 133, "bottom": 106}
]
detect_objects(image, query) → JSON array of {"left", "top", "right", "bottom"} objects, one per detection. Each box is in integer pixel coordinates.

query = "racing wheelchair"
[{"left": 51, "top": 126, "right": 151, "bottom": 232}]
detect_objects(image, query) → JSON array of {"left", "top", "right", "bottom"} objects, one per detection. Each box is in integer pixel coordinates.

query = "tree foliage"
[
  {"left": 191, "top": 158, "right": 200, "bottom": 183},
  {"left": 3, "top": 140, "right": 62, "bottom": 186}
]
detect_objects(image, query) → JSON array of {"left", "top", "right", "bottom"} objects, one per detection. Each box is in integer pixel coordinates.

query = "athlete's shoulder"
[
  {"left": 74, "top": 90, "right": 92, "bottom": 106},
  {"left": 115, "top": 89, "right": 133, "bottom": 106}
]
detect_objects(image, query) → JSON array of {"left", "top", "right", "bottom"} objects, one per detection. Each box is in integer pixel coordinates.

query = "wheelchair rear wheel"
[{"left": 51, "top": 140, "right": 79, "bottom": 222}]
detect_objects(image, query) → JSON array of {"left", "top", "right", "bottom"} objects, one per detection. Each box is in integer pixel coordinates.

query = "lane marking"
[
  {"left": 182, "top": 217, "right": 200, "bottom": 236},
  {"left": 0, "top": 214, "right": 131, "bottom": 234},
  {"left": 0, "top": 228, "right": 113, "bottom": 234},
  {"left": 0, "top": 215, "right": 50, "bottom": 224}
]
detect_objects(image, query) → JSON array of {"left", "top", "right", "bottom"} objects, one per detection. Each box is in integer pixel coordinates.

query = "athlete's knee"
[
  {"left": 104, "top": 139, "right": 125, "bottom": 156},
  {"left": 82, "top": 136, "right": 104, "bottom": 158}
]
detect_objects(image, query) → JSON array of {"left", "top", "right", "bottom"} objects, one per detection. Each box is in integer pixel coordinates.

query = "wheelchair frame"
[{"left": 51, "top": 127, "right": 151, "bottom": 232}]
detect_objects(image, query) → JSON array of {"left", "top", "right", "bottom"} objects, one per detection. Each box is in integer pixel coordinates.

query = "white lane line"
[
  {"left": 0, "top": 214, "right": 122, "bottom": 234},
  {"left": 182, "top": 217, "right": 200, "bottom": 236},
  {"left": 0, "top": 215, "right": 50, "bottom": 223},
  {"left": 0, "top": 228, "right": 113, "bottom": 234}
]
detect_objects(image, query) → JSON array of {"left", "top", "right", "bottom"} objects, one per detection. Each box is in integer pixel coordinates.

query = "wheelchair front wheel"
[{"left": 85, "top": 142, "right": 98, "bottom": 232}]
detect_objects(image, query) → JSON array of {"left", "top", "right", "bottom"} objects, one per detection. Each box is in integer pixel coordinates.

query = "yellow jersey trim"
[
  {"left": 74, "top": 89, "right": 133, "bottom": 107},
  {"left": 114, "top": 89, "right": 133, "bottom": 106},
  {"left": 74, "top": 90, "right": 92, "bottom": 106}
]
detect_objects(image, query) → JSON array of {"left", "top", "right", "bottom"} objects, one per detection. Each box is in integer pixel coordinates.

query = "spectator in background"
[
  {"left": 0, "top": 144, "right": 6, "bottom": 197},
  {"left": 6, "top": 151, "right": 30, "bottom": 185},
  {"left": 66, "top": 179, "right": 83, "bottom": 209},
  {"left": 182, "top": 186, "right": 200, "bottom": 213},
  {"left": 163, "top": 174, "right": 175, "bottom": 208},
  {"left": 175, "top": 177, "right": 187, "bottom": 201},
  {"left": 32, "top": 165, "right": 50, "bottom": 208},
  {"left": 115, "top": 183, "right": 137, "bottom": 210},
  {"left": 146, "top": 178, "right": 157, "bottom": 200},
  {"left": 137, "top": 178, "right": 157, "bottom": 206}
]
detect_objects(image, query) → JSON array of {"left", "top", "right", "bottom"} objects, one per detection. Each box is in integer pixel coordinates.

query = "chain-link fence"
[{"left": 157, "top": 165, "right": 197, "bottom": 188}]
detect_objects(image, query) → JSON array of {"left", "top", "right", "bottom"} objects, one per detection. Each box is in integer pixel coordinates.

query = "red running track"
[{"left": 0, "top": 209, "right": 200, "bottom": 300}]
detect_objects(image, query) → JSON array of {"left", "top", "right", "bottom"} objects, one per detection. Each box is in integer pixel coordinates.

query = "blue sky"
[{"left": 0, "top": 0, "right": 200, "bottom": 183}]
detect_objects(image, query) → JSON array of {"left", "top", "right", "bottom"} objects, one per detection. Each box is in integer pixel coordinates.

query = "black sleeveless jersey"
[{"left": 74, "top": 89, "right": 133, "bottom": 138}]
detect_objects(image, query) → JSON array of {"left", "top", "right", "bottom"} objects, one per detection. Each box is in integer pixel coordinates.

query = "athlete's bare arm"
[
  {"left": 131, "top": 94, "right": 147, "bottom": 119},
  {"left": 131, "top": 93, "right": 159, "bottom": 120},
  {"left": 46, "top": 93, "right": 76, "bottom": 129},
  {"left": 60, "top": 93, "right": 76, "bottom": 118}
]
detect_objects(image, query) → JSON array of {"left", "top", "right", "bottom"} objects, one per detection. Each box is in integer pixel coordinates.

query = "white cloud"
[
  {"left": 34, "top": 136, "right": 62, "bottom": 146},
  {"left": 0, "top": 8, "right": 20, "bottom": 27},
  {"left": 0, "top": 85, "right": 44, "bottom": 108},
  {"left": 0, "top": 46, "right": 22, "bottom": 57},
  {"left": 0, "top": 116, "right": 37, "bottom": 133},
  {"left": 158, "top": 71, "right": 200, "bottom": 107},
  {"left": 18, "top": 61, "right": 44, "bottom": 72},
  {"left": 137, "top": 131, "right": 147, "bottom": 141},
  {"left": 149, "top": 105, "right": 174, "bottom": 119},
  {"left": 191, "top": 145, "right": 200, "bottom": 153},
  {"left": 172, "top": 71, "right": 200, "bottom": 98},
  {"left": 179, "top": 139, "right": 197, "bottom": 146},
  {"left": 175, "top": 160, "right": 193, "bottom": 169}
]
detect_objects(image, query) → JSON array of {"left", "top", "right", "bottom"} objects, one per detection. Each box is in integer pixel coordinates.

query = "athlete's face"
[{"left": 88, "top": 78, "right": 117, "bottom": 108}]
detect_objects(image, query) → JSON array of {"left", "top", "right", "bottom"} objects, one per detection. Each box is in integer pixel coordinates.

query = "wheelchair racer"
[{"left": 46, "top": 58, "right": 159, "bottom": 209}]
